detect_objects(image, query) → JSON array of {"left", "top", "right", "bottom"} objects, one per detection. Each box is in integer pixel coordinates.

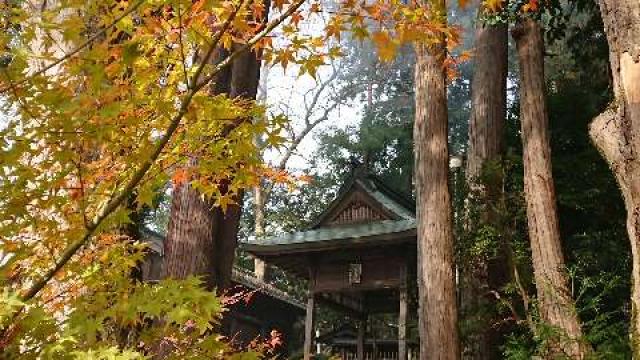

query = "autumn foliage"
[{"left": 0, "top": 0, "right": 460, "bottom": 357}]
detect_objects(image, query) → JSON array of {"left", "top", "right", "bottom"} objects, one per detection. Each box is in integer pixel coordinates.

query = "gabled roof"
[
  {"left": 309, "top": 172, "right": 415, "bottom": 229},
  {"left": 241, "top": 171, "right": 416, "bottom": 254}
]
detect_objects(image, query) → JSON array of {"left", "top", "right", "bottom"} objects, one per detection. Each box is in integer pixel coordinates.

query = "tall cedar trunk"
[
  {"left": 461, "top": 16, "right": 508, "bottom": 360},
  {"left": 163, "top": 42, "right": 262, "bottom": 291},
  {"left": 413, "top": 1, "right": 460, "bottom": 357},
  {"left": 512, "top": 18, "right": 590, "bottom": 358},
  {"left": 589, "top": 0, "right": 640, "bottom": 354}
]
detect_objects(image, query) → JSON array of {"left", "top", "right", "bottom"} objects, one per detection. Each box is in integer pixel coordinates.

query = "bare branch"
[{"left": 261, "top": 65, "right": 344, "bottom": 199}]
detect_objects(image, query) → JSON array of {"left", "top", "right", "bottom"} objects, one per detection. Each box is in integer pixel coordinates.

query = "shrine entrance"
[{"left": 243, "top": 171, "right": 418, "bottom": 360}]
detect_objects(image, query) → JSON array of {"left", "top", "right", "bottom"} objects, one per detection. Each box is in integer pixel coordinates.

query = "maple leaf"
[
  {"left": 372, "top": 31, "right": 398, "bottom": 62},
  {"left": 458, "top": 0, "right": 472, "bottom": 9},
  {"left": 483, "top": 0, "right": 505, "bottom": 12},
  {"left": 172, "top": 168, "right": 189, "bottom": 186},
  {"left": 325, "top": 18, "right": 344, "bottom": 41},
  {"left": 272, "top": 0, "right": 290, "bottom": 10},
  {"left": 289, "top": 11, "right": 304, "bottom": 27},
  {"left": 522, "top": 0, "right": 539, "bottom": 12},
  {"left": 310, "top": 2, "right": 322, "bottom": 13}
]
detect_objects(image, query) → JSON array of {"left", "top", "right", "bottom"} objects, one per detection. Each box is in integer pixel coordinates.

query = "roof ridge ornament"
[{"left": 349, "top": 156, "right": 367, "bottom": 178}]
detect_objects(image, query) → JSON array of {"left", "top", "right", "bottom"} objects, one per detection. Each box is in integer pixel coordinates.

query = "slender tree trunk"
[
  {"left": 210, "top": 44, "right": 262, "bottom": 289},
  {"left": 461, "top": 13, "right": 508, "bottom": 359},
  {"left": 465, "top": 22, "right": 507, "bottom": 182},
  {"left": 253, "top": 64, "right": 270, "bottom": 282},
  {"left": 414, "top": 0, "right": 460, "bottom": 357},
  {"left": 253, "top": 182, "right": 269, "bottom": 281},
  {"left": 512, "top": 18, "right": 590, "bottom": 358},
  {"left": 589, "top": 0, "right": 640, "bottom": 355}
]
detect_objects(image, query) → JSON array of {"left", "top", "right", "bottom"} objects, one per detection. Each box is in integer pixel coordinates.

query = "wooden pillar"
[
  {"left": 304, "top": 293, "right": 316, "bottom": 360},
  {"left": 371, "top": 317, "right": 378, "bottom": 360},
  {"left": 398, "top": 265, "right": 408, "bottom": 360},
  {"left": 357, "top": 317, "right": 366, "bottom": 360}
]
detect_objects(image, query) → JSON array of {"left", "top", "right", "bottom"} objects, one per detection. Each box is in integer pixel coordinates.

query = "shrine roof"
[
  {"left": 241, "top": 219, "right": 416, "bottom": 254},
  {"left": 241, "top": 171, "right": 416, "bottom": 255},
  {"left": 308, "top": 173, "right": 415, "bottom": 229}
]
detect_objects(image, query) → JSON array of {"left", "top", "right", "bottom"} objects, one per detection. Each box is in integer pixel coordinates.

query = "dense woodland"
[{"left": 1, "top": 0, "right": 639, "bottom": 359}]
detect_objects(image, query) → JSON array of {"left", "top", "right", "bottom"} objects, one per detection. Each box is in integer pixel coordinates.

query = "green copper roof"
[
  {"left": 241, "top": 219, "right": 416, "bottom": 253},
  {"left": 241, "top": 172, "right": 417, "bottom": 255}
]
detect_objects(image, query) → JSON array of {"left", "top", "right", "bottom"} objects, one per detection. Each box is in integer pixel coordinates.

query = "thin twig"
[
  {"left": 176, "top": 5, "right": 190, "bottom": 85},
  {"left": 0, "top": 0, "right": 146, "bottom": 94}
]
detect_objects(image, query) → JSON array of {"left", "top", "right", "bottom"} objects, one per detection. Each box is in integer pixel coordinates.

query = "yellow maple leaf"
[{"left": 372, "top": 31, "right": 398, "bottom": 62}]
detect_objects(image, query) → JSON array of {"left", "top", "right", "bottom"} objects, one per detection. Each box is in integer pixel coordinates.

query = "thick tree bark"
[
  {"left": 162, "top": 184, "right": 220, "bottom": 287},
  {"left": 163, "top": 43, "right": 262, "bottom": 291},
  {"left": 413, "top": 1, "right": 460, "bottom": 357},
  {"left": 465, "top": 22, "right": 507, "bottom": 182},
  {"left": 461, "top": 15, "right": 508, "bottom": 360},
  {"left": 513, "top": 18, "right": 590, "bottom": 358},
  {"left": 589, "top": 0, "right": 640, "bottom": 355}
]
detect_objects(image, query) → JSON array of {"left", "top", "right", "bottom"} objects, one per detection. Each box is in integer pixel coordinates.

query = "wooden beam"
[
  {"left": 305, "top": 267, "right": 316, "bottom": 360},
  {"left": 317, "top": 292, "right": 364, "bottom": 316},
  {"left": 398, "top": 265, "right": 408, "bottom": 360},
  {"left": 357, "top": 317, "right": 366, "bottom": 360},
  {"left": 304, "top": 293, "right": 315, "bottom": 360}
]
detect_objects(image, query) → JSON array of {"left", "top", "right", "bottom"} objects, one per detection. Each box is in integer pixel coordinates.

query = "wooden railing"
[{"left": 338, "top": 349, "right": 418, "bottom": 360}]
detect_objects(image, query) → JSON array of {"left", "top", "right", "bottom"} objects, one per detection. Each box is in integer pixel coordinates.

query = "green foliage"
[
  {"left": 502, "top": 272, "right": 632, "bottom": 359},
  {"left": 0, "top": 0, "right": 308, "bottom": 356},
  {"left": 1, "top": 241, "right": 269, "bottom": 358}
]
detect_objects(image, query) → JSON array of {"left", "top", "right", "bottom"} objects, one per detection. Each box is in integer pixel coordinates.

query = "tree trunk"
[
  {"left": 461, "top": 14, "right": 508, "bottom": 359},
  {"left": 162, "top": 184, "right": 220, "bottom": 288},
  {"left": 253, "top": 64, "right": 270, "bottom": 282},
  {"left": 465, "top": 22, "right": 507, "bottom": 182},
  {"left": 512, "top": 18, "right": 590, "bottom": 358},
  {"left": 413, "top": 0, "right": 460, "bottom": 357},
  {"left": 589, "top": 0, "right": 640, "bottom": 355},
  {"left": 163, "top": 43, "right": 262, "bottom": 291},
  {"left": 253, "top": 181, "right": 269, "bottom": 281}
]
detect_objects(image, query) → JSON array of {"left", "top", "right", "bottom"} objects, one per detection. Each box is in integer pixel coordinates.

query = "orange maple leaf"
[
  {"left": 172, "top": 168, "right": 189, "bottom": 186},
  {"left": 522, "top": 0, "right": 539, "bottom": 12},
  {"left": 483, "top": 0, "right": 505, "bottom": 12},
  {"left": 458, "top": 0, "right": 471, "bottom": 9},
  {"left": 289, "top": 11, "right": 304, "bottom": 27}
]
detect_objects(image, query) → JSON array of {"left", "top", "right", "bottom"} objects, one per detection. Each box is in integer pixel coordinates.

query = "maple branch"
[
  {"left": 17, "top": 0, "right": 307, "bottom": 305},
  {"left": 195, "top": 0, "right": 307, "bottom": 90},
  {"left": 0, "top": 0, "right": 146, "bottom": 94},
  {"left": 177, "top": 5, "right": 190, "bottom": 85}
]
